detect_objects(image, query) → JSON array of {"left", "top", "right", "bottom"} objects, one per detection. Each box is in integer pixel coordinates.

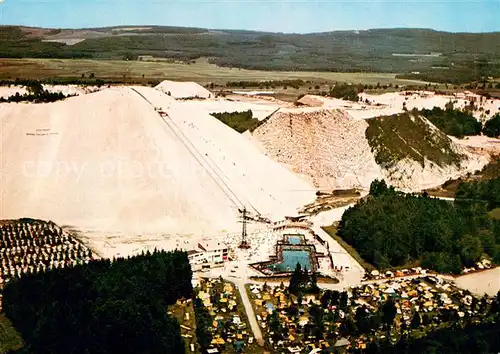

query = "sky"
[{"left": 0, "top": 0, "right": 499, "bottom": 33}]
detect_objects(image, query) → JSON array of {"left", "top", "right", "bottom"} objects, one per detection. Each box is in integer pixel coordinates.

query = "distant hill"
[{"left": 1, "top": 25, "right": 500, "bottom": 83}]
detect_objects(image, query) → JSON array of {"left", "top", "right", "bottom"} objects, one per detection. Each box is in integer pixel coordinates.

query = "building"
[{"left": 187, "top": 240, "right": 229, "bottom": 271}]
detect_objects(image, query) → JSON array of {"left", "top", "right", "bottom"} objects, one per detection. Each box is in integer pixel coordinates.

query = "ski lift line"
[
  {"left": 148, "top": 87, "right": 260, "bottom": 216},
  {"left": 167, "top": 119, "right": 247, "bottom": 209},
  {"left": 130, "top": 88, "right": 245, "bottom": 211},
  {"left": 162, "top": 107, "right": 249, "bottom": 212},
  {"left": 136, "top": 88, "right": 260, "bottom": 218},
  {"left": 130, "top": 88, "right": 239, "bottom": 207},
  {"left": 160, "top": 113, "right": 241, "bottom": 209},
  {"left": 198, "top": 142, "right": 260, "bottom": 216}
]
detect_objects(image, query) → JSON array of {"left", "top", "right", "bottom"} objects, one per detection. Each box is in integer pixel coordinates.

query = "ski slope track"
[{"left": 1, "top": 86, "right": 315, "bottom": 246}]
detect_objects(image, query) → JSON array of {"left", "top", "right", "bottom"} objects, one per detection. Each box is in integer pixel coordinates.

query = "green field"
[
  {"left": 2, "top": 26, "right": 500, "bottom": 83},
  {"left": 0, "top": 314, "right": 23, "bottom": 353},
  {"left": 0, "top": 58, "right": 432, "bottom": 86}
]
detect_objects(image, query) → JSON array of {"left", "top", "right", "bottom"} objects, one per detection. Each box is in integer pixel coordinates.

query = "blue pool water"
[
  {"left": 286, "top": 235, "right": 304, "bottom": 245},
  {"left": 267, "top": 249, "right": 312, "bottom": 272}
]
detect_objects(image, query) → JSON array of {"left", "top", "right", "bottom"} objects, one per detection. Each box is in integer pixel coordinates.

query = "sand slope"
[
  {"left": 155, "top": 80, "right": 213, "bottom": 99},
  {"left": 298, "top": 93, "right": 500, "bottom": 121},
  {"left": 252, "top": 107, "right": 487, "bottom": 191},
  {"left": 253, "top": 108, "right": 382, "bottom": 189},
  {"left": 1, "top": 87, "right": 314, "bottom": 239}
]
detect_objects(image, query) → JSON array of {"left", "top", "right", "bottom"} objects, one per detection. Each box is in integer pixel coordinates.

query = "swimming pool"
[
  {"left": 266, "top": 249, "right": 313, "bottom": 272},
  {"left": 285, "top": 234, "right": 305, "bottom": 245}
]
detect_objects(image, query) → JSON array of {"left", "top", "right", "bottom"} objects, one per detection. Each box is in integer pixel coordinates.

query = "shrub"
[
  {"left": 212, "top": 110, "right": 260, "bottom": 133},
  {"left": 420, "top": 107, "right": 482, "bottom": 138},
  {"left": 483, "top": 113, "right": 500, "bottom": 137},
  {"left": 328, "top": 83, "right": 363, "bottom": 101}
]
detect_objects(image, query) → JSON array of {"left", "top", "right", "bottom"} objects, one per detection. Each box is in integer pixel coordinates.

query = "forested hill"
[
  {"left": 337, "top": 179, "right": 500, "bottom": 273},
  {"left": 1, "top": 25, "right": 500, "bottom": 83},
  {"left": 3, "top": 250, "right": 193, "bottom": 354}
]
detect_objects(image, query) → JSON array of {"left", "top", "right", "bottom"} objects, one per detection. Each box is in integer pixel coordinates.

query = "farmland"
[
  {"left": 0, "top": 58, "right": 431, "bottom": 86},
  {"left": 2, "top": 25, "right": 500, "bottom": 83}
]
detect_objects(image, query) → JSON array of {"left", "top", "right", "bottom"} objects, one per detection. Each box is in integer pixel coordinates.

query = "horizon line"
[{"left": 3, "top": 24, "right": 500, "bottom": 35}]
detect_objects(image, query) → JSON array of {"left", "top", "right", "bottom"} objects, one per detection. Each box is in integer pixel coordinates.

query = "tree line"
[
  {"left": 328, "top": 83, "right": 364, "bottom": 101},
  {"left": 212, "top": 110, "right": 262, "bottom": 133},
  {"left": 225, "top": 79, "right": 307, "bottom": 89},
  {"left": 456, "top": 177, "right": 500, "bottom": 210},
  {"left": 420, "top": 106, "right": 500, "bottom": 139},
  {"left": 420, "top": 106, "right": 482, "bottom": 138},
  {"left": 356, "top": 318, "right": 500, "bottom": 354},
  {"left": 0, "top": 81, "right": 74, "bottom": 104},
  {"left": 338, "top": 179, "right": 500, "bottom": 273},
  {"left": 193, "top": 296, "right": 212, "bottom": 353},
  {"left": 2, "top": 250, "right": 193, "bottom": 354}
]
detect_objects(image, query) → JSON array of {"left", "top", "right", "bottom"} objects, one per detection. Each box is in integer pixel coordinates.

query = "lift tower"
[{"left": 238, "top": 207, "right": 250, "bottom": 249}]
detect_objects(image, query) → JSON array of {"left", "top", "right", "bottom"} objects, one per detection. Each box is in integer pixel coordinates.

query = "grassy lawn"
[
  {"left": 0, "top": 314, "right": 23, "bottom": 353},
  {"left": 168, "top": 301, "right": 198, "bottom": 353},
  {"left": 322, "top": 224, "right": 376, "bottom": 272},
  {"left": 0, "top": 58, "right": 430, "bottom": 86}
]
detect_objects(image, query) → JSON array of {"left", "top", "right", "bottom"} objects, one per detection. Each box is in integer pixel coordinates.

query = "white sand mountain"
[
  {"left": 155, "top": 80, "right": 213, "bottom": 99},
  {"left": 253, "top": 108, "right": 381, "bottom": 190},
  {"left": 1, "top": 87, "right": 314, "bottom": 240},
  {"left": 252, "top": 107, "right": 488, "bottom": 191}
]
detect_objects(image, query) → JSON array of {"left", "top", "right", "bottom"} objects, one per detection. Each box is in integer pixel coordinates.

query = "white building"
[{"left": 187, "top": 240, "right": 229, "bottom": 271}]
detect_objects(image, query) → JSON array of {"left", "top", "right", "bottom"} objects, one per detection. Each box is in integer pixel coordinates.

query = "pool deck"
[
  {"left": 251, "top": 240, "right": 319, "bottom": 275},
  {"left": 283, "top": 234, "right": 306, "bottom": 245}
]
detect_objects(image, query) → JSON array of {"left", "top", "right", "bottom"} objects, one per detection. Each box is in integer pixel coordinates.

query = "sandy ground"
[
  {"left": 299, "top": 92, "right": 500, "bottom": 121},
  {"left": 453, "top": 135, "right": 500, "bottom": 152},
  {"left": 253, "top": 108, "right": 383, "bottom": 190},
  {"left": 256, "top": 96, "right": 490, "bottom": 191},
  {"left": 0, "top": 86, "right": 28, "bottom": 98},
  {"left": 454, "top": 267, "right": 500, "bottom": 297},
  {"left": 42, "top": 84, "right": 103, "bottom": 96},
  {"left": 0, "top": 85, "right": 102, "bottom": 98},
  {"left": 155, "top": 80, "right": 213, "bottom": 99},
  {"left": 2, "top": 84, "right": 497, "bottom": 266},
  {"left": 177, "top": 96, "right": 281, "bottom": 120},
  {"left": 309, "top": 206, "right": 365, "bottom": 286},
  {"left": 1, "top": 86, "right": 315, "bottom": 258},
  {"left": 360, "top": 91, "right": 500, "bottom": 121},
  {"left": 42, "top": 39, "right": 86, "bottom": 46}
]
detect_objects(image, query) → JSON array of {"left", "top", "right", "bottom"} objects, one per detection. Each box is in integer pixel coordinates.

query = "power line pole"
[{"left": 239, "top": 207, "right": 250, "bottom": 249}]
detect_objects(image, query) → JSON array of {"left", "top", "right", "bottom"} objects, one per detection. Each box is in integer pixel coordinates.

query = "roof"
[
  {"left": 198, "top": 240, "right": 228, "bottom": 252},
  {"left": 187, "top": 250, "right": 200, "bottom": 256},
  {"left": 335, "top": 338, "right": 349, "bottom": 347}
]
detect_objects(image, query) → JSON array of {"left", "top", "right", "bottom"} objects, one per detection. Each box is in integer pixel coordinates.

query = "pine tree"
[
  {"left": 381, "top": 298, "right": 397, "bottom": 330},
  {"left": 288, "top": 262, "right": 302, "bottom": 295},
  {"left": 410, "top": 312, "right": 421, "bottom": 329},
  {"left": 309, "top": 272, "right": 319, "bottom": 293}
]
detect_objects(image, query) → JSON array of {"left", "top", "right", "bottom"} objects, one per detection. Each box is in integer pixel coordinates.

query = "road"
[{"left": 229, "top": 276, "right": 265, "bottom": 346}]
